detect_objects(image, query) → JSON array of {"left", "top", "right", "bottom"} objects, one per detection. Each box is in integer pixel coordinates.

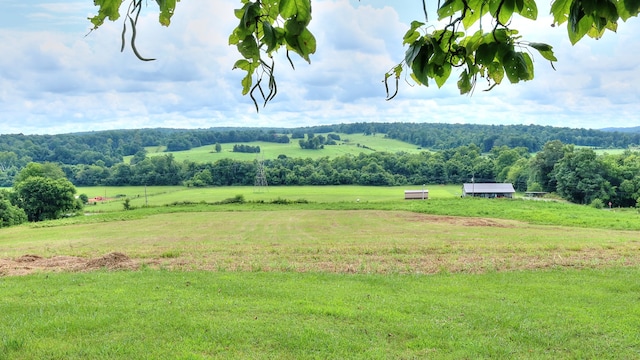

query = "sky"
[{"left": 1, "top": 0, "right": 639, "bottom": 135}]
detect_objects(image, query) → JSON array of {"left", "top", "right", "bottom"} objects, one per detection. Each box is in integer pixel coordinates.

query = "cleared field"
[
  {"left": 2, "top": 186, "right": 640, "bottom": 358},
  {"left": 75, "top": 185, "right": 640, "bottom": 230},
  {"left": 2, "top": 210, "right": 639, "bottom": 274},
  {"left": 77, "top": 185, "right": 461, "bottom": 212},
  {"left": 126, "top": 133, "right": 423, "bottom": 163}
]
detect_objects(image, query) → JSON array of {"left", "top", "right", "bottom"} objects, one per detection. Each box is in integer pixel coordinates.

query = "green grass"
[
  {"left": 1, "top": 269, "right": 639, "bottom": 359},
  {"left": 74, "top": 185, "right": 640, "bottom": 231},
  {"left": 3, "top": 185, "right": 640, "bottom": 359},
  {"left": 76, "top": 185, "right": 461, "bottom": 212},
  {"left": 125, "top": 133, "right": 423, "bottom": 163},
  {"left": 2, "top": 209, "right": 639, "bottom": 273}
]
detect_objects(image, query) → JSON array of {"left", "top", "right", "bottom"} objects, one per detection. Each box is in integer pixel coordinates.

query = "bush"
[
  {"left": 78, "top": 194, "right": 89, "bottom": 204},
  {"left": 590, "top": 199, "right": 604, "bottom": 209},
  {"left": 219, "top": 194, "right": 245, "bottom": 204},
  {"left": 123, "top": 198, "right": 132, "bottom": 210}
]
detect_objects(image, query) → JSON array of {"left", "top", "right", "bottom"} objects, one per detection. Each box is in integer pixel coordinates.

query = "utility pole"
[{"left": 254, "top": 154, "right": 268, "bottom": 193}]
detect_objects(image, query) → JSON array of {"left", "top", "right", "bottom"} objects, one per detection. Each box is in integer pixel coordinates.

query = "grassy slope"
[
  {"left": 126, "top": 133, "right": 423, "bottom": 163},
  {"left": 2, "top": 186, "right": 640, "bottom": 359}
]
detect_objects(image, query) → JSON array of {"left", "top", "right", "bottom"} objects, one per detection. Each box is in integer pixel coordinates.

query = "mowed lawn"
[
  {"left": 2, "top": 269, "right": 640, "bottom": 359},
  {"left": 2, "top": 186, "right": 640, "bottom": 358}
]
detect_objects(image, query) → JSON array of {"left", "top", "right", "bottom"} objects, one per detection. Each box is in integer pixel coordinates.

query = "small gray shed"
[
  {"left": 404, "top": 190, "right": 429, "bottom": 200},
  {"left": 462, "top": 183, "right": 515, "bottom": 198}
]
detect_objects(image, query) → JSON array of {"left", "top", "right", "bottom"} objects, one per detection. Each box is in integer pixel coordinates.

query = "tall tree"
[
  {"left": 11, "top": 163, "right": 82, "bottom": 222},
  {"left": 529, "top": 140, "right": 568, "bottom": 192},
  {"left": 552, "top": 148, "right": 614, "bottom": 204}
]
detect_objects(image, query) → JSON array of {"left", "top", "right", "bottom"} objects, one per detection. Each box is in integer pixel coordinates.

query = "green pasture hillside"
[{"left": 126, "top": 133, "right": 424, "bottom": 163}]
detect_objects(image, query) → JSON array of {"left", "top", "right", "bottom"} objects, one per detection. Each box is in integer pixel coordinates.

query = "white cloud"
[{"left": 0, "top": 0, "right": 639, "bottom": 134}]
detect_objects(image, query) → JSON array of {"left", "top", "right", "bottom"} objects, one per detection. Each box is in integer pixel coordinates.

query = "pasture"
[
  {"left": 2, "top": 186, "right": 640, "bottom": 358},
  {"left": 127, "top": 133, "right": 424, "bottom": 163}
]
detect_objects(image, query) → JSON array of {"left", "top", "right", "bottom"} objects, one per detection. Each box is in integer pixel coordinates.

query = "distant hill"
[
  {"left": 2, "top": 123, "right": 640, "bottom": 169},
  {"left": 600, "top": 126, "right": 640, "bottom": 133}
]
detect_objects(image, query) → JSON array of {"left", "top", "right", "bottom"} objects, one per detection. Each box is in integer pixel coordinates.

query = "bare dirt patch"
[
  {"left": 403, "top": 213, "right": 512, "bottom": 227},
  {"left": 0, "top": 252, "right": 139, "bottom": 276}
]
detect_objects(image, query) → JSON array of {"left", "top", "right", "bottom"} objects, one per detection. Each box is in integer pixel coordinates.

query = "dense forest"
[
  {"left": 0, "top": 123, "right": 638, "bottom": 169},
  {"left": 1, "top": 123, "right": 639, "bottom": 208}
]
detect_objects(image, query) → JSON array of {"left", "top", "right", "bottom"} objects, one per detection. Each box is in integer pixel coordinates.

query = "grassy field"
[
  {"left": 77, "top": 185, "right": 460, "bottom": 211},
  {"left": 75, "top": 185, "right": 640, "bottom": 230},
  {"left": 2, "top": 269, "right": 639, "bottom": 359},
  {"left": 126, "top": 133, "right": 423, "bottom": 163},
  {"left": 2, "top": 185, "right": 640, "bottom": 358}
]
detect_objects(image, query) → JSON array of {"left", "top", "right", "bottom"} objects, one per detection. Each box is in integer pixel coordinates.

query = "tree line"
[
  {"left": 37, "top": 141, "right": 638, "bottom": 207},
  {"left": 0, "top": 123, "right": 637, "bottom": 175},
  {"left": 2, "top": 141, "right": 639, "bottom": 227}
]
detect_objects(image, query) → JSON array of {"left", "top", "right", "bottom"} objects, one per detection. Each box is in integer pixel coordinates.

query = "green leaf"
[
  {"left": 237, "top": 35, "right": 260, "bottom": 61},
  {"left": 499, "top": 0, "right": 516, "bottom": 24},
  {"left": 529, "top": 42, "right": 558, "bottom": 61},
  {"left": 241, "top": 73, "right": 253, "bottom": 95},
  {"left": 569, "top": 0, "right": 585, "bottom": 33},
  {"left": 438, "top": 0, "right": 465, "bottom": 19},
  {"left": 262, "top": 21, "right": 278, "bottom": 52},
  {"left": 581, "top": 0, "right": 598, "bottom": 14},
  {"left": 457, "top": 70, "right": 473, "bottom": 94},
  {"left": 621, "top": 0, "right": 640, "bottom": 20},
  {"left": 518, "top": 0, "right": 538, "bottom": 19},
  {"left": 521, "top": 52, "right": 534, "bottom": 80},
  {"left": 405, "top": 42, "right": 423, "bottom": 65},
  {"left": 462, "top": 30, "right": 484, "bottom": 54},
  {"left": 242, "top": 2, "right": 261, "bottom": 29},
  {"left": 284, "top": 26, "right": 316, "bottom": 63},
  {"left": 410, "top": 45, "right": 432, "bottom": 86},
  {"left": 284, "top": 18, "right": 305, "bottom": 36},
  {"left": 599, "top": 0, "right": 619, "bottom": 22},
  {"left": 550, "top": 0, "right": 572, "bottom": 24},
  {"left": 462, "top": 0, "right": 488, "bottom": 29},
  {"left": 489, "top": 0, "right": 515, "bottom": 23},
  {"left": 488, "top": 61, "right": 505, "bottom": 84},
  {"left": 475, "top": 43, "right": 498, "bottom": 66},
  {"left": 403, "top": 21, "right": 425, "bottom": 45},
  {"left": 434, "top": 62, "right": 452, "bottom": 88},
  {"left": 280, "top": 0, "right": 312, "bottom": 25},
  {"left": 297, "top": 28, "right": 316, "bottom": 62},
  {"left": 232, "top": 59, "right": 252, "bottom": 71},
  {"left": 157, "top": 0, "right": 177, "bottom": 27},
  {"left": 89, "top": 0, "right": 123, "bottom": 29},
  {"left": 568, "top": 13, "right": 594, "bottom": 44},
  {"left": 502, "top": 50, "right": 528, "bottom": 83}
]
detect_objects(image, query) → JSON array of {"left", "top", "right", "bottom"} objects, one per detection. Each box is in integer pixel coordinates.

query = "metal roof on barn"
[{"left": 462, "top": 183, "right": 515, "bottom": 194}]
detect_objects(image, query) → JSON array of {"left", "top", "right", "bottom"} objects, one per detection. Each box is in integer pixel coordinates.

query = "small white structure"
[
  {"left": 462, "top": 183, "right": 515, "bottom": 198},
  {"left": 404, "top": 190, "right": 429, "bottom": 200}
]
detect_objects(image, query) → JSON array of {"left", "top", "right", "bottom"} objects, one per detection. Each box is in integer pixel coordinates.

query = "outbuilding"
[
  {"left": 404, "top": 189, "right": 429, "bottom": 200},
  {"left": 462, "top": 183, "right": 515, "bottom": 198}
]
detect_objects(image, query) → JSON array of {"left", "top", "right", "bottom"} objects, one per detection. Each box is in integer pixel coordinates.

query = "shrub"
[
  {"left": 219, "top": 194, "right": 245, "bottom": 204},
  {"left": 590, "top": 199, "right": 604, "bottom": 209}
]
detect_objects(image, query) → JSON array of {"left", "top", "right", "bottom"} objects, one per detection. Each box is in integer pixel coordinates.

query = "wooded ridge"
[{"left": 1, "top": 122, "right": 638, "bottom": 168}]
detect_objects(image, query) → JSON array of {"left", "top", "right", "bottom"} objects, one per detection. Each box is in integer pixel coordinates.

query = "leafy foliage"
[
  {"left": 0, "top": 190, "right": 27, "bottom": 227},
  {"left": 11, "top": 163, "right": 81, "bottom": 222},
  {"left": 88, "top": 0, "right": 638, "bottom": 101}
]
